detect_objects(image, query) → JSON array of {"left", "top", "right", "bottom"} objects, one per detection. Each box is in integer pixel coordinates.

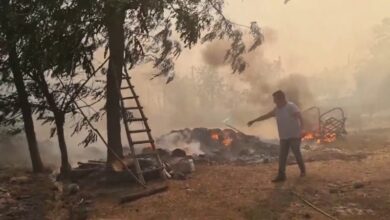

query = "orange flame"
[
  {"left": 302, "top": 132, "right": 316, "bottom": 141},
  {"left": 302, "top": 131, "right": 337, "bottom": 144},
  {"left": 211, "top": 132, "right": 219, "bottom": 141},
  {"left": 222, "top": 136, "right": 233, "bottom": 147},
  {"left": 321, "top": 133, "right": 337, "bottom": 143}
]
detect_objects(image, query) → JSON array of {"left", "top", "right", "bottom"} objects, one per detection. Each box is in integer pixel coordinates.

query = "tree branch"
[{"left": 62, "top": 57, "right": 109, "bottom": 112}]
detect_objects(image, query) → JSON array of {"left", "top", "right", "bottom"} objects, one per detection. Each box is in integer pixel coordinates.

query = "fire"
[
  {"left": 210, "top": 130, "right": 233, "bottom": 148},
  {"left": 302, "top": 132, "right": 316, "bottom": 141},
  {"left": 211, "top": 132, "right": 219, "bottom": 141},
  {"left": 301, "top": 131, "right": 337, "bottom": 144},
  {"left": 222, "top": 136, "right": 233, "bottom": 147},
  {"left": 321, "top": 133, "right": 337, "bottom": 143}
]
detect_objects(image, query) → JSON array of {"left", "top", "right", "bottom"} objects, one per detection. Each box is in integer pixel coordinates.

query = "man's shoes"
[{"left": 271, "top": 175, "right": 286, "bottom": 183}]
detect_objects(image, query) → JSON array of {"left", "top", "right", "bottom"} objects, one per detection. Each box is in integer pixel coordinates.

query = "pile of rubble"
[
  {"left": 156, "top": 127, "right": 280, "bottom": 165},
  {"left": 67, "top": 128, "right": 280, "bottom": 184}
]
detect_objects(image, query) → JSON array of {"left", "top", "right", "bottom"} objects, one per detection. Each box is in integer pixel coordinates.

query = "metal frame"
[{"left": 303, "top": 106, "right": 347, "bottom": 140}]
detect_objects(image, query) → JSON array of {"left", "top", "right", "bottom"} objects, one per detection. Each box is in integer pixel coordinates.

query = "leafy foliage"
[
  {"left": 101, "top": 0, "right": 263, "bottom": 81},
  {"left": 1, "top": 0, "right": 263, "bottom": 149},
  {"left": 0, "top": 0, "right": 105, "bottom": 148}
]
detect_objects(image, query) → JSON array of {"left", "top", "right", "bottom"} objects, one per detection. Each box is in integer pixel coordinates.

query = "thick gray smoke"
[
  {"left": 200, "top": 27, "right": 315, "bottom": 109},
  {"left": 126, "top": 27, "right": 317, "bottom": 140}
]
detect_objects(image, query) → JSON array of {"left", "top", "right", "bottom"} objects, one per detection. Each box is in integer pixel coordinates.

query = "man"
[{"left": 247, "top": 90, "right": 306, "bottom": 182}]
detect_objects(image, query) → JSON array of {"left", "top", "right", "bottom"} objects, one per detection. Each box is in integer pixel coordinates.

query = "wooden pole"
[{"left": 291, "top": 191, "right": 338, "bottom": 220}]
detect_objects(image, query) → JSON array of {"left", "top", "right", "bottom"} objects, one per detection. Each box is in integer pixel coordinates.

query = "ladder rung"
[
  {"left": 122, "top": 76, "right": 131, "bottom": 80},
  {"left": 122, "top": 96, "right": 139, "bottom": 100},
  {"left": 132, "top": 140, "right": 154, "bottom": 145},
  {"left": 124, "top": 106, "right": 143, "bottom": 110},
  {"left": 129, "top": 129, "right": 151, "bottom": 134},
  {"left": 121, "top": 86, "right": 134, "bottom": 90},
  {"left": 127, "top": 117, "right": 147, "bottom": 122}
]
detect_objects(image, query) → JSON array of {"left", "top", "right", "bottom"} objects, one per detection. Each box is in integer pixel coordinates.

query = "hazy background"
[
  {"left": 135, "top": 0, "right": 390, "bottom": 136},
  {"left": 2, "top": 0, "right": 390, "bottom": 167}
]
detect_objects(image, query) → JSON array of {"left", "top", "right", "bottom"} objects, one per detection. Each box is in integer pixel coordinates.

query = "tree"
[
  {"left": 0, "top": 0, "right": 44, "bottom": 173},
  {"left": 104, "top": 1, "right": 126, "bottom": 163},
  {"left": 101, "top": 0, "right": 262, "bottom": 163},
  {"left": 2, "top": 0, "right": 263, "bottom": 170},
  {"left": 1, "top": 0, "right": 104, "bottom": 175},
  {"left": 23, "top": 0, "right": 105, "bottom": 175}
]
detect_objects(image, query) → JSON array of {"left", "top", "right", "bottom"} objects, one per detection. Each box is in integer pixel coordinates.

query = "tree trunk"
[
  {"left": 54, "top": 113, "right": 71, "bottom": 175},
  {"left": 35, "top": 71, "right": 71, "bottom": 175},
  {"left": 5, "top": 19, "right": 44, "bottom": 173},
  {"left": 104, "top": 2, "right": 126, "bottom": 163},
  {"left": 13, "top": 72, "right": 45, "bottom": 173}
]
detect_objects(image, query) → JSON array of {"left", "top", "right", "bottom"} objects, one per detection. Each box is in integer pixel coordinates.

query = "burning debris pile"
[{"left": 156, "top": 128, "right": 280, "bottom": 164}]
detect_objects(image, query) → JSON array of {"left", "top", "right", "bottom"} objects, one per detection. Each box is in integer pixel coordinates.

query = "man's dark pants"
[{"left": 278, "top": 138, "right": 306, "bottom": 177}]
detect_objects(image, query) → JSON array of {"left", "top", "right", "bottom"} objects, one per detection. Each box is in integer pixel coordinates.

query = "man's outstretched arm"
[{"left": 247, "top": 110, "right": 275, "bottom": 127}]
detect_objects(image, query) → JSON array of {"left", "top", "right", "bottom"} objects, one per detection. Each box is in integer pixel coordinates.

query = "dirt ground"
[
  {"left": 89, "top": 154, "right": 390, "bottom": 220},
  {"left": 0, "top": 169, "right": 54, "bottom": 220},
  {"left": 89, "top": 128, "right": 390, "bottom": 220},
  {"left": 2, "top": 128, "right": 390, "bottom": 220}
]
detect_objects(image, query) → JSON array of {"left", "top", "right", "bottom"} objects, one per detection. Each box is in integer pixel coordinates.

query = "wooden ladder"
[{"left": 119, "top": 73, "right": 165, "bottom": 184}]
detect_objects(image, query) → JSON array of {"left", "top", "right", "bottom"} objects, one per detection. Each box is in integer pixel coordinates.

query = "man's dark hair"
[{"left": 272, "top": 90, "right": 286, "bottom": 100}]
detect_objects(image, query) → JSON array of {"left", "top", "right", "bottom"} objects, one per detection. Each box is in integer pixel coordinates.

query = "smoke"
[
  {"left": 276, "top": 74, "right": 315, "bottom": 108},
  {"left": 114, "top": 26, "right": 317, "bottom": 144},
  {"left": 0, "top": 125, "right": 106, "bottom": 169},
  {"left": 132, "top": 17, "right": 390, "bottom": 138},
  {"left": 200, "top": 27, "right": 315, "bottom": 109},
  {"left": 202, "top": 40, "right": 230, "bottom": 67},
  {"left": 289, "top": 18, "right": 390, "bottom": 130},
  {"left": 155, "top": 130, "right": 204, "bottom": 155},
  {"left": 3, "top": 14, "right": 390, "bottom": 170},
  {"left": 262, "top": 27, "right": 278, "bottom": 44}
]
